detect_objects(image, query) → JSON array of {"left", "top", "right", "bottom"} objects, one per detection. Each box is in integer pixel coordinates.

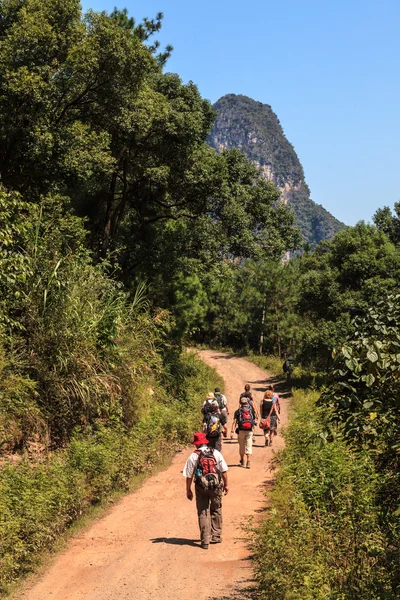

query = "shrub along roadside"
[
  {"left": 245, "top": 353, "right": 326, "bottom": 390},
  {"left": 0, "top": 352, "right": 221, "bottom": 594},
  {"left": 253, "top": 388, "right": 392, "bottom": 600}
]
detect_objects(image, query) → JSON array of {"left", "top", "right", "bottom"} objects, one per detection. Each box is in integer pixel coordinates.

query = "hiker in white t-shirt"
[{"left": 183, "top": 432, "right": 228, "bottom": 549}]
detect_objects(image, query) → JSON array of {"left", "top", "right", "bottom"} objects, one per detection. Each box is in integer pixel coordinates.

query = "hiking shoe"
[
  {"left": 210, "top": 538, "right": 222, "bottom": 544},
  {"left": 246, "top": 463, "right": 251, "bottom": 469},
  {"left": 269, "top": 440, "right": 273, "bottom": 446},
  {"left": 239, "top": 458, "right": 244, "bottom": 466},
  {"left": 201, "top": 543, "right": 209, "bottom": 549},
  {"left": 265, "top": 438, "right": 268, "bottom": 446}
]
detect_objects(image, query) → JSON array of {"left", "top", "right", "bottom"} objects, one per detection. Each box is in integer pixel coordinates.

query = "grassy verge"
[
  {"left": 0, "top": 351, "right": 221, "bottom": 595},
  {"left": 245, "top": 353, "right": 326, "bottom": 390},
  {"left": 253, "top": 387, "right": 392, "bottom": 600}
]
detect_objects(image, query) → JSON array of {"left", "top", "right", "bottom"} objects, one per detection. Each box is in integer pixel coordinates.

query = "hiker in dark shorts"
[
  {"left": 260, "top": 390, "right": 280, "bottom": 446},
  {"left": 203, "top": 401, "right": 228, "bottom": 451},
  {"left": 183, "top": 432, "right": 229, "bottom": 549}
]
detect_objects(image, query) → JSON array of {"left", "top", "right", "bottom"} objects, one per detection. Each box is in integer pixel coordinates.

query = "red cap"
[{"left": 192, "top": 432, "right": 209, "bottom": 446}]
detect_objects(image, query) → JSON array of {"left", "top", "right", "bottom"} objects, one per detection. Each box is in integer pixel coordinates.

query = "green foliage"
[
  {"left": 294, "top": 222, "right": 400, "bottom": 367},
  {"left": 253, "top": 389, "right": 393, "bottom": 599},
  {"left": 320, "top": 294, "right": 400, "bottom": 451},
  {"left": 0, "top": 187, "right": 176, "bottom": 446},
  {"left": 319, "top": 295, "right": 400, "bottom": 594},
  {"left": 373, "top": 202, "right": 400, "bottom": 245}
]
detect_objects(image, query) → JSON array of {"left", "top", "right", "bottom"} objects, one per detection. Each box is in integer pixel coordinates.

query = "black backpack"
[{"left": 283, "top": 360, "right": 291, "bottom": 373}]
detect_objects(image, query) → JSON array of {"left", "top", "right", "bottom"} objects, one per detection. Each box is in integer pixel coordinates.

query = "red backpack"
[
  {"left": 237, "top": 406, "right": 254, "bottom": 430},
  {"left": 194, "top": 448, "right": 221, "bottom": 490}
]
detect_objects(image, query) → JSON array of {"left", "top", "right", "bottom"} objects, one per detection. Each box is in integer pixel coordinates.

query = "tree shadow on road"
[
  {"left": 209, "top": 582, "right": 259, "bottom": 600},
  {"left": 150, "top": 537, "right": 200, "bottom": 547}
]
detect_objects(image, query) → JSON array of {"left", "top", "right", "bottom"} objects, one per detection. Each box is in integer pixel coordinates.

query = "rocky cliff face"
[{"left": 208, "top": 94, "right": 346, "bottom": 246}]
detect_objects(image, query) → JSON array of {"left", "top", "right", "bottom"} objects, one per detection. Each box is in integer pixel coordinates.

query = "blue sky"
[{"left": 81, "top": 0, "right": 400, "bottom": 226}]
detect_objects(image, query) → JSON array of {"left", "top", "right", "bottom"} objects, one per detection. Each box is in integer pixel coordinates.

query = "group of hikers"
[{"left": 183, "top": 383, "right": 281, "bottom": 549}]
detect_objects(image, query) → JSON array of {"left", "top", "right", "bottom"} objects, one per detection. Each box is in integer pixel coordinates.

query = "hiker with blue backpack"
[
  {"left": 203, "top": 400, "right": 228, "bottom": 451},
  {"left": 230, "top": 396, "right": 257, "bottom": 468},
  {"left": 183, "top": 432, "right": 229, "bottom": 549}
]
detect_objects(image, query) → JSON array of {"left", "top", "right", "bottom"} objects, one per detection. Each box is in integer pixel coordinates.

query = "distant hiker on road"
[
  {"left": 202, "top": 391, "right": 216, "bottom": 414},
  {"left": 214, "top": 387, "right": 229, "bottom": 417},
  {"left": 183, "top": 432, "right": 229, "bottom": 549},
  {"left": 203, "top": 400, "right": 228, "bottom": 451},
  {"left": 282, "top": 355, "right": 293, "bottom": 381},
  {"left": 260, "top": 390, "right": 280, "bottom": 446},
  {"left": 231, "top": 397, "right": 256, "bottom": 468}
]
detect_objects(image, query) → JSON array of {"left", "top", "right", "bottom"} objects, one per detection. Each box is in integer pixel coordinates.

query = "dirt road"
[{"left": 21, "top": 351, "right": 289, "bottom": 600}]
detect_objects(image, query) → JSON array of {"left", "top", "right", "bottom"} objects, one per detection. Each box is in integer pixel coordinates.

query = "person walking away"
[
  {"left": 239, "top": 384, "right": 260, "bottom": 419},
  {"left": 183, "top": 432, "right": 229, "bottom": 549},
  {"left": 214, "top": 387, "right": 229, "bottom": 417},
  {"left": 231, "top": 397, "right": 256, "bottom": 468},
  {"left": 260, "top": 390, "right": 280, "bottom": 446},
  {"left": 203, "top": 401, "right": 228, "bottom": 451},
  {"left": 282, "top": 355, "right": 292, "bottom": 381},
  {"left": 202, "top": 392, "right": 215, "bottom": 415},
  {"left": 267, "top": 384, "right": 281, "bottom": 414},
  {"left": 239, "top": 384, "right": 253, "bottom": 405}
]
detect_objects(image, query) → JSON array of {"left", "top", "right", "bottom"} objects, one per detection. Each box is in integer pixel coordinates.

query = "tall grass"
[
  {"left": 253, "top": 389, "right": 392, "bottom": 599},
  {"left": 0, "top": 190, "right": 224, "bottom": 591}
]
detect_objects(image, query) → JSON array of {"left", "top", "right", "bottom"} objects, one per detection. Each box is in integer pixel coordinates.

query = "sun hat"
[
  {"left": 206, "top": 392, "right": 215, "bottom": 400},
  {"left": 239, "top": 397, "right": 249, "bottom": 404},
  {"left": 192, "top": 432, "right": 209, "bottom": 446},
  {"left": 210, "top": 400, "right": 219, "bottom": 409}
]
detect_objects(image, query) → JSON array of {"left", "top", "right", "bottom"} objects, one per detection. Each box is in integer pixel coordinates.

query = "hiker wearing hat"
[
  {"left": 214, "top": 387, "right": 229, "bottom": 417},
  {"left": 183, "top": 432, "right": 229, "bottom": 549},
  {"left": 201, "top": 391, "right": 216, "bottom": 415},
  {"left": 230, "top": 397, "right": 256, "bottom": 468},
  {"left": 202, "top": 400, "right": 228, "bottom": 451}
]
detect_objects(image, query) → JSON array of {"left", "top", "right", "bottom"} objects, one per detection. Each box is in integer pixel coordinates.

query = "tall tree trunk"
[
  {"left": 101, "top": 170, "right": 118, "bottom": 256},
  {"left": 259, "top": 301, "right": 266, "bottom": 355},
  {"left": 275, "top": 300, "right": 281, "bottom": 356}
]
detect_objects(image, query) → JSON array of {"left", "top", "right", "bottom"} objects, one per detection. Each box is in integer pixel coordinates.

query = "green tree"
[
  {"left": 294, "top": 222, "right": 400, "bottom": 366},
  {"left": 373, "top": 202, "right": 400, "bottom": 245}
]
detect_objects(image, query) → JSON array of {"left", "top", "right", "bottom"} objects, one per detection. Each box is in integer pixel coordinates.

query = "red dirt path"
[{"left": 20, "top": 351, "right": 288, "bottom": 600}]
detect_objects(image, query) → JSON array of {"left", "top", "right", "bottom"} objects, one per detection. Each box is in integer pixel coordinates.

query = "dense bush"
[
  {"left": 253, "top": 389, "right": 393, "bottom": 599},
  {"left": 0, "top": 188, "right": 173, "bottom": 448}
]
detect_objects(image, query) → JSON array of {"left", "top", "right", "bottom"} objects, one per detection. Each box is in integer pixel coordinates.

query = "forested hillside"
[{"left": 209, "top": 94, "right": 347, "bottom": 246}]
